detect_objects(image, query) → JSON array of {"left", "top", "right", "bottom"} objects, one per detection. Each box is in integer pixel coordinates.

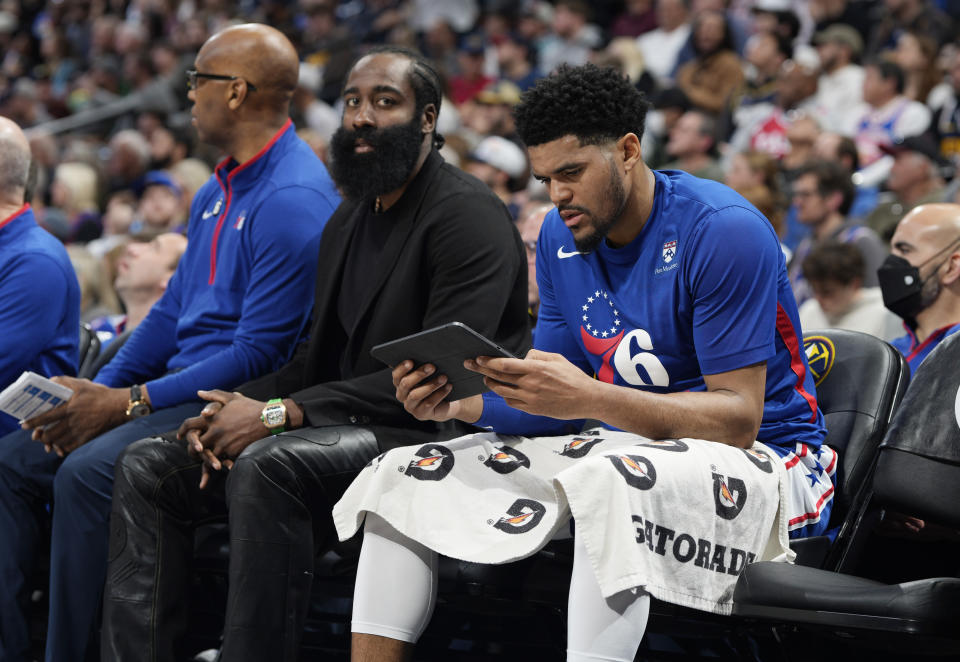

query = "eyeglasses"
[
  {"left": 186, "top": 70, "right": 258, "bottom": 92},
  {"left": 523, "top": 240, "right": 537, "bottom": 256}
]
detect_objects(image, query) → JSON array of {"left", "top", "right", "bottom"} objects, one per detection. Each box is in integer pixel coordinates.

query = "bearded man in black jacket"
[{"left": 101, "top": 46, "right": 529, "bottom": 662}]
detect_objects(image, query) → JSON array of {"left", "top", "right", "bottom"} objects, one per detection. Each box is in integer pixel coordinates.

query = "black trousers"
[{"left": 101, "top": 425, "right": 402, "bottom": 662}]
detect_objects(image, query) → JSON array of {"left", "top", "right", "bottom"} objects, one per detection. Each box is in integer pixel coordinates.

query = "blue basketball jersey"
[{"left": 479, "top": 170, "right": 825, "bottom": 456}]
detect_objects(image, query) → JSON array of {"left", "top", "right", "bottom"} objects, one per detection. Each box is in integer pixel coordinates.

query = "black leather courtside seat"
[
  {"left": 77, "top": 323, "right": 100, "bottom": 380},
  {"left": 733, "top": 332, "right": 960, "bottom": 658},
  {"left": 786, "top": 329, "right": 908, "bottom": 569},
  {"left": 80, "top": 328, "right": 133, "bottom": 379}
]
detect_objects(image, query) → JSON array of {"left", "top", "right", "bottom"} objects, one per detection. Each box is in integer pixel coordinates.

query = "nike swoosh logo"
[
  {"left": 202, "top": 199, "right": 223, "bottom": 220},
  {"left": 557, "top": 246, "right": 585, "bottom": 259}
]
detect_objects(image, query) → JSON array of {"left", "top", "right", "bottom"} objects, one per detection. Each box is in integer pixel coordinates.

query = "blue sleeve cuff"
[
  {"left": 475, "top": 390, "right": 584, "bottom": 436},
  {"left": 143, "top": 375, "right": 181, "bottom": 410},
  {"left": 475, "top": 391, "right": 507, "bottom": 429}
]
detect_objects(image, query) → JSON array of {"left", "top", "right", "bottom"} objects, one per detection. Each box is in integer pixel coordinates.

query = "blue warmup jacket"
[
  {"left": 0, "top": 205, "right": 80, "bottom": 434},
  {"left": 94, "top": 120, "right": 340, "bottom": 408},
  {"left": 891, "top": 322, "right": 960, "bottom": 376}
]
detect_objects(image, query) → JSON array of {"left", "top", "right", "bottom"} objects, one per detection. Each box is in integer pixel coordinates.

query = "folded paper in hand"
[{"left": 0, "top": 372, "right": 73, "bottom": 421}]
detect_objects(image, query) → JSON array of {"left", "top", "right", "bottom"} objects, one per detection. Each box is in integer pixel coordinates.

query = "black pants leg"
[
  {"left": 219, "top": 426, "right": 380, "bottom": 662},
  {"left": 101, "top": 437, "right": 226, "bottom": 662},
  {"left": 102, "top": 426, "right": 384, "bottom": 662}
]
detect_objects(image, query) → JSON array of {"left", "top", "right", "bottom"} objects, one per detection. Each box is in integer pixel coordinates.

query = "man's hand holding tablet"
[{"left": 373, "top": 322, "right": 515, "bottom": 422}]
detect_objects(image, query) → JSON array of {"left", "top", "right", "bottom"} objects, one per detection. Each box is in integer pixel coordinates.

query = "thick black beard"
[
  {"left": 329, "top": 116, "right": 424, "bottom": 202},
  {"left": 571, "top": 162, "right": 628, "bottom": 253}
]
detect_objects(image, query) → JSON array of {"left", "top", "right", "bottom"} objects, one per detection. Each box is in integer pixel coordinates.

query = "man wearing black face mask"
[
  {"left": 101, "top": 47, "right": 529, "bottom": 661},
  {"left": 878, "top": 203, "right": 960, "bottom": 373}
]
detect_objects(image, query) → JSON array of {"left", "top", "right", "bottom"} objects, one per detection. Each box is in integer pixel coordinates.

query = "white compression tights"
[
  {"left": 566, "top": 535, "right": 649, "bottom": 662},
  {"left": 352, "top": 513, "right": 650, "bottom": 661},
  {"left": 351, "top": 513, "right": 439, "bottom": 642}
]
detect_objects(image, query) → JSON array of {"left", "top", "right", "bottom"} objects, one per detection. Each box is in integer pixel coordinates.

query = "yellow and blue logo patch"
[{"left": 804, "top": 335, "right": 836, "bottom": 387}]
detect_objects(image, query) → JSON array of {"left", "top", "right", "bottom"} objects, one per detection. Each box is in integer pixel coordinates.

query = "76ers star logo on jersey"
[
  {"left": 662, "top": 240, "right": 677, "bottom": 263},
  {"left": 580, "top": 288, "right": 624, "bottom": 382},
  {"left": 579, "top": 285, "right": 671, "bottom": 387}
]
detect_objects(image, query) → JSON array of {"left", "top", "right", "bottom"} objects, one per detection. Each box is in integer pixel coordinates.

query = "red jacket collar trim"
[
  {"left": 0, "top": 203, "right": 31, "bottom": 232},
  {"left": 214, "top": 118, "right": 293, "bottom": 182}
]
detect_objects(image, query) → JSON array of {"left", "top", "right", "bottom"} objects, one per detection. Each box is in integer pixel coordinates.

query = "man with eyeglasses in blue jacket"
[{"left": 0, "top": 24, "right": 340, "bottom": 662}]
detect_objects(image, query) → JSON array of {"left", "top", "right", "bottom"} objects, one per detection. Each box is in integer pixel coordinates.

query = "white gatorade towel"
[{"left": 333, "top": 428, "right": 793, "bottom": 615}]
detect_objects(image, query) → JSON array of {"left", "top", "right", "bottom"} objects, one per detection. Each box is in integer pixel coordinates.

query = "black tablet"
[{"left": 371, "top": 322, "right": 517, "bottom": 401}]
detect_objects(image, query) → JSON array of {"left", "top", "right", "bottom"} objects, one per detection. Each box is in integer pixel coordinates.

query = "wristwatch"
[
  {"left": 260, "top": 398, "right": 287, "bottom": 435},
  {"left": 126, "top": 385, "right": 152, "bottom": 418}
]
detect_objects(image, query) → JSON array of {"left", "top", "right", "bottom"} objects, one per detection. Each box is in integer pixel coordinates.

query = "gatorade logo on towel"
[
  {"left": 492, "top": 499, "right": 546, "bottom": 534},
  {"left": 482, "top": 445, "right": 531, "bottom": 474},
  {"left": 634, "top": 439, "right": 689, "bottom": 453},
  {"left": 404, "top": 444, "right": 455, "bottom": 481},
  {"left": 557, "top": 437, "right": 603, "bottom": 458},
  {"left": 712, "top": 474, "right": 748, "bottom": 520},
  {"left": 609, "top": 454, "right": 658, "bottom": 490},
  {"left": 741, "top": 448, "right": 774, "bottom": 474}
]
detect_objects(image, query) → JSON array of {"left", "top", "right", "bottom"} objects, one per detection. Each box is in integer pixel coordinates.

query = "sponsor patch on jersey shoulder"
[
  {"left": 662, "top": 239, "right": 677, "bottom": 263},
  {"left": 656, "top": 238, "right": 680, "bottom": 275}
]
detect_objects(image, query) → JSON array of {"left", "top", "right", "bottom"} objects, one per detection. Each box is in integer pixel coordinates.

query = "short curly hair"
[
  {"left": 802, "top": 241, "right": 865, "bottom": 286},
  {"left": 514, "top": 64, "right": 649, "bottom": 148}
]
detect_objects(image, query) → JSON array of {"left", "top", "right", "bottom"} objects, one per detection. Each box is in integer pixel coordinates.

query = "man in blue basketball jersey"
[{"left": 343, "top": 64, "right": 832, "bottom": 662}]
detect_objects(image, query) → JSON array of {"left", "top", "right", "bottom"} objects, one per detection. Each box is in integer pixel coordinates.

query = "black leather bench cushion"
[{"left": 733, "top": 561, "right": 960, "bottom": 631}]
